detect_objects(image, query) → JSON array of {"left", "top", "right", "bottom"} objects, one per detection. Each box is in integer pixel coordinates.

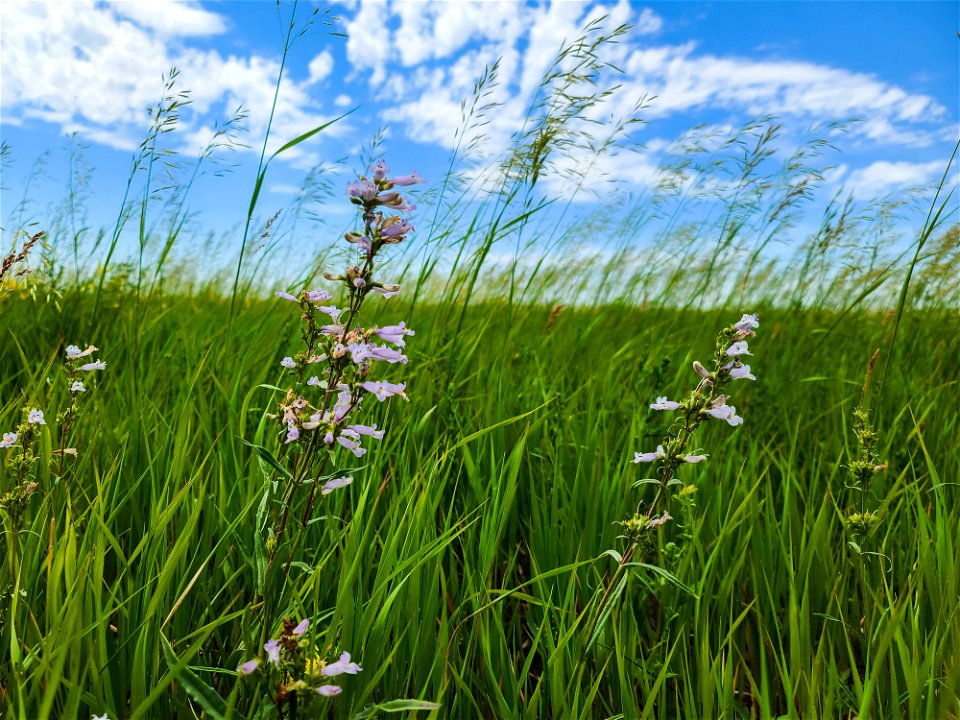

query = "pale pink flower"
[
  {"left": 390, "top": 171, "right": 425, "bottom": 187},
  {"left": 239, "top": 659, "right": 259, "bottom": 675},
  {"left": 292, "top": 618, "right": 310, "bottom": 636},
  {"left": 374, "top": 322, "right": 415, "bottom": 347},
  {"left": 370, "top": 159, "right": 389, "bottom": 181},
  {"left": 0, "top": 432, "right": 18, "bottom": 448},
  {"left": 648, "top": 511, "right": 672, "bottom": 529},
  {"left": 361, "top": 381, "right": 407, "bottom": 401},
  {"left": 275, "top": 291, "right": 298, "bottom": 302},
  {"left": 682, "top": 454, "right": 708, "bottom": 464},
  {"left": 368, "top": 345, "right": 407, "bottom": 364},
  {"left": 692, "top": 360, "right": 710, "bottom": 378},
  {"left": 317, "top": 685, "right": 342, "bottom": 697},
  {"left": 345, "top": 423, "right": 384, "bottom": 440},
  {"left": 372, "top": 284, "right": 400, "bottom": 298},
  {"left": 337, "top": 435, "right": 366, "bottom": 457},
  {"left": 306, "top": 289, "right": 331, "bottom": 303}
]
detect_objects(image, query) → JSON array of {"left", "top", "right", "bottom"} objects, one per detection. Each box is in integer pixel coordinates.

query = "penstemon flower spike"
[
  {"left": 267, "top": 159, "right": 424, "bottom": 548},
  {"left": 627, "top": 313, "right": 760, "bottom": 533}
]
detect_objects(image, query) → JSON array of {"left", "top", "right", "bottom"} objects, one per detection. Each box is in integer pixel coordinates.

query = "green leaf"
[
  {"left": 159, "top": 634, "right": 227, "bottom": 720},
  {"left": 351, "top": 699, "right": 442, "bottom": 719},
  {"left": 239, "top": 437, "right": 292, "bottom": 480}
]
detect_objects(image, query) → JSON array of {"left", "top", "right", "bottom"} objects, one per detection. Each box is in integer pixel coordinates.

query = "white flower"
[
  {"left": 71, "top": 381, "right": 86, "bottom": 393},
  {"left": 321, "top": 476, "right": 354, "bottom": 495},
  {"left": 705, "top": 403, "right": 743, "bottom": 426},
  {"left": 1, "top": 432, "right": 18, "bottom": 448},
  {"left": 632, "top": 445, "right": 666, "bottom": 463},
  {"left": 725, "top": 341, "right": 751, "bottom": 357},
  {"left": 682, "top": 454, "right": 708, "bottom": 464},
  {"left": 78, "top": 360, "right": 107, "bottom": 371},
  {"left": 728, "top": 364, "right": 756, "bottom": 381},
  {"left": 66, "top": 344, "right": 97, "bottom": 360},
  {"left": 321, "top": 651, "right": 362, "bottom": 677},
  {"left": 28, "top": 410, "right": 46, "bottom": 425},
  {"left": 733, "top": 313, "right": 759, "bottom": 334},
  {"left": 280, "top": 356, "right": 296, "bottom": 368},
  {"left": 307, "top": 376, "right": 321, "bottom": 386},
  {"left": 649, "top": 396, "right": 682, "bottom": 411}
]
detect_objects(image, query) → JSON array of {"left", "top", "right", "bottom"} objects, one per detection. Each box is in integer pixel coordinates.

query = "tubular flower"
[
  {"left": 650, "top": 396, "right": 682, "bottom": 411},
  {"left": 632, "top": 446, "right": 666, "bottom": 464}
]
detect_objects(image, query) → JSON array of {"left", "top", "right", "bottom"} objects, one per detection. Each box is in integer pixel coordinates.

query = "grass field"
[{"left": 2, "top": 24, "right": 960, "bottom": 718}]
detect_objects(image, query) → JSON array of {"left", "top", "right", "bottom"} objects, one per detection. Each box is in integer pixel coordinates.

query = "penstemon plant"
[
  {"left": 589, "top": 314, "right": 760, "bottom": 641},
  {"left": 240, "top": 160, "right": 425, "bottom": 715},
  {"left": 266, "top": 160, "right": 423, "bottom": 551},
  {"left": 1, "top": 343, "right": 106, "bottom": 531}
]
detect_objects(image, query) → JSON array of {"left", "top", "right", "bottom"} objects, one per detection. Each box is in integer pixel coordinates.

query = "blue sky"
[{"left": 1, "top": 1, "right": 957, "bottom": 260}]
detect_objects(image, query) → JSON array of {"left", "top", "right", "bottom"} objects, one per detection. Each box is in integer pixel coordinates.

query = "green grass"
[
  {"left": 2, "top": 14, "right": 958, "bottom": 716},
  {"left": 1, "top": 284, "right": 958, "bottom": 718}
]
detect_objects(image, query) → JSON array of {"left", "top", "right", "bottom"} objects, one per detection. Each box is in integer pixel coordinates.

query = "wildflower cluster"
[
  {"left": 844, "top": 405, "right": 885, "bottom": 545},
  {"left": 268, "top": 162, "right": 422, "bottom": 536},
  {"left": 238, "top": 617, "right": 361, "bottom": 710},
  {"left": 623, "top": 314, "right": 760, "bottom": 541},
  {"left": 0, "top": 343, "right": 105, "bottom": 523}
]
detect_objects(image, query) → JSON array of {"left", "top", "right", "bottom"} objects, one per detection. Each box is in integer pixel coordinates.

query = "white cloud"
[
  {"left": 846, "top": 160, "right": 949, "bottom": 197},
  {"left": 340, "top": 0, "right": 951, "bottom": 166},
  {"left": 308, "top": 51, "right": 334, "bottom": 84},
  {"left": 114, "top": 0, "right": 227, "bottom": 37},
  {"left": 1, "top": 2, "right": 343, "bottom": 160},
  {"left": 635, "top": 8, "right": 663, "bottom": 35}
]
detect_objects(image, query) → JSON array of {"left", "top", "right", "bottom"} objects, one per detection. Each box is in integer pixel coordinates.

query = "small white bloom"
[
  {"left": 1, "top": 432, "right": 18, "bottom": 448},
  {"left": 280, "top": 356, "right": 296, "bottom": 368},
  {"left": 682, "top": 454, "right": 708, "bottom": 464},
  {"left": 728, "top": 364, "right": 756, "bottom": 381},
  {"left": 66, "top": 344, "right": 97, "bottom": 360},
  {"left": 28, "top": 410, "right": 46, "bottom": 425},
  {"left": 71, "top": 381, "right": 86, "bottom": 393},
  {"left": 78, "top": 360, "right": 107, "bottom": 371},
  {"left": 733, "top": 313, "right": 759, "bottom": 334},
  {"left": 321, "top": 651, "right": 362, "bottom": 677},
  {"left": 632, "top": 445, "right": 666, "bottom": 463},
  {"left": 307, "top": 376, "right": 321, "bottom": 386},
  {"left": 725, "top": 341, "right": 751, "bottom": 357},
  {"left": 650, "top": 396, "right": 682, "bottom": 411},
  {"left": 321, "top": 476, "right": 354, "bottom": 495}
]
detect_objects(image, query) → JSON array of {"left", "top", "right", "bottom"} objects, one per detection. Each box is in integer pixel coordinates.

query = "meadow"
[{"left": 2, "top": 24, "right": 960, "bottom": 720}]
